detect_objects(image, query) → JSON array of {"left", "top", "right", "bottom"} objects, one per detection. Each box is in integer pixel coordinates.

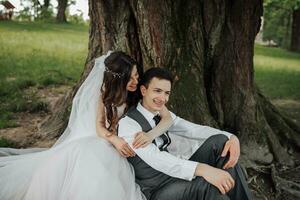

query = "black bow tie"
[
  {"left": 153, "top": 115, "right": 161, "bottom": 125},
  {"left": 152, "top": 114, "right": 171, "bottom": 151}
]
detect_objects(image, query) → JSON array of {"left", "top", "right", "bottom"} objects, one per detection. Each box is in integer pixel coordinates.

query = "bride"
[{"left": 0, "top": 51, "right": 173, "bottom": 200}]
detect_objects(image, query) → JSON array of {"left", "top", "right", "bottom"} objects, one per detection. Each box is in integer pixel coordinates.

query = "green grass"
[
  {"left": 0, "top": 21, "right": 88, "bottom": 128},
  {"left": 0, "top": 137, "right": 16, "bottom": 148},
  {"left": 254, "top": 44, "right": 300, "bottom": 100},
  {"left": 0, "top": 21, "right": 88, "bottom": 84}
]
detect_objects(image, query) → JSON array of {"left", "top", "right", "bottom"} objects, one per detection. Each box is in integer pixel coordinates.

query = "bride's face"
[
  {"left": 126, "top": 65, "right": 139, "bottom": 92},
  {"left": 140, "top": 77, "right": 171, "bottom": 113}
]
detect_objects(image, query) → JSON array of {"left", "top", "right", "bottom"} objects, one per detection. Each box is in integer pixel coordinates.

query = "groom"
[{"left": 118, "top": 68, "right": 252, "bottom": 200}]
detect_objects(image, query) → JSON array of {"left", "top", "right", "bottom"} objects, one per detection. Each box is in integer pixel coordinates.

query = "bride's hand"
[
  {"left": 132, "top": 132, "right": 153, "bottom": 149},
  {"left": 112, "top": 136, "right": 135, "bottom": 157},
  {"left": 159, "top": 105, "right": 171, "bottom": 119}
]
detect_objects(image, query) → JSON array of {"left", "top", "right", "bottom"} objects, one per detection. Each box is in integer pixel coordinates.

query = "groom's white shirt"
[{"left": 118, "top": 102, "right": 232, "bottom": 181}]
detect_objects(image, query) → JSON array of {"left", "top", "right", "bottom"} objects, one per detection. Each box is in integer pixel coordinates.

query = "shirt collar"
[{"left": 137, "top": 102, "right": 159, "bottom": 124}]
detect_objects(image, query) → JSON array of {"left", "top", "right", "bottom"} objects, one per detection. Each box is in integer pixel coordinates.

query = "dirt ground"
[{"left": 0, "top": 85, "right": 71, "bottom": 148}]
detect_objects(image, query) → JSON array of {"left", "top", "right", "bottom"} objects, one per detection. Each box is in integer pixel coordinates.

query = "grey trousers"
[{"left": 150, "top": 134, "right": 252, "bottom": 200}]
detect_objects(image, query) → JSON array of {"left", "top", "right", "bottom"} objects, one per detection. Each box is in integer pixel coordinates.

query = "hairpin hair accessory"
[{"left": 105, "top": 67, "right": 124, "bottom": 78}]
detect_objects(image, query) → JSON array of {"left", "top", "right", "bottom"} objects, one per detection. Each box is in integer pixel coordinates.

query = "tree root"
[
  {"left": 271, "top": 164, "right": 300, "bottom": 199},
  {"left": 258, "top": 90, "right": 300, "bottom": 150},
  {"left": 243, "top": 158, "right": 300, "bottom": 199},
  {"left": 246, "top": 163, "right": 274, "bottom": 200},
  {"left": 256, "top": 90, "right": 298, "bottom": 166}
]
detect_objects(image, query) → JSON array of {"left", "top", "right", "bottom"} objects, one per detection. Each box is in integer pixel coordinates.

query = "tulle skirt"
[{"left": 0, "top": 136, "right": 145, "bottom": 200}]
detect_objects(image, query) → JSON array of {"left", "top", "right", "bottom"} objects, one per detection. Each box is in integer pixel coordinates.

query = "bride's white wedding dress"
[{"left": 0, "top": 52, "right": 145, "bottom": 200}]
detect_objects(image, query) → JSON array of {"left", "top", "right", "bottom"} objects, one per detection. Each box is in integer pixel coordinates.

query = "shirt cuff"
[
  {"left": 222, "top": 131, "right": 232, "bottom": 139},
  {"left": 182, "top": 160, "right": 198, "bottom": 181}
]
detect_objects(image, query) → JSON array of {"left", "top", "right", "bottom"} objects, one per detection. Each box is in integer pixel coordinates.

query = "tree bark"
[
  {"left": 291, "top": 9, "right": 300, "bottom": 52},
  {"left": 41, "top": 0, "right": 300, "bottom": 199},
  {"left": 56, "top": 0, "right": 68, "bottom": 23}
]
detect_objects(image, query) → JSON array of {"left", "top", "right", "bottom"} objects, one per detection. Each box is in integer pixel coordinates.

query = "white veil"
[
  {"left": 0, "top": 51, "right": 112, "bottom": 154},
  {"left": 53, "top": 51, "right": 112, "bottom": 147}
]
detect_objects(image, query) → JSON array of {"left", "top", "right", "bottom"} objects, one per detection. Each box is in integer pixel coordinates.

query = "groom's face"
[{"left": 140, "top": 77, "right": 171, "bottom": 113}]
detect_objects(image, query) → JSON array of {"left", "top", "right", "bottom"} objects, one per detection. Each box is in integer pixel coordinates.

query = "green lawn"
[
  {"left": 254, "top": 44, "right": 300, "bottom": 100},
  {"left": 0, "top": 21, "right": 88, "bottom": 128}
]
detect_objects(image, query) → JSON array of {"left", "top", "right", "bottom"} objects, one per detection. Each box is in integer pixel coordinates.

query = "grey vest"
[{"left": 126, "top": 107, "right": 172, "bottom": 199}]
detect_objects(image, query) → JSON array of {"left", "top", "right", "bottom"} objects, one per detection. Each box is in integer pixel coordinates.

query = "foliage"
[
  {"left": 263, "top": 0, "right": 300, "bottom": 48},
  {"left": 0, "top": 138, "right": 16, "bottom": 148},
  {"left": 39, "top": 6, "right": 55, "bottom": 21},
  {"left": 15, "top": 0, "right": 55, "bottom": 21},
  {"left": 15, "top": 6, "right": 32, "bottom": 21},
  {"left": 68, "top": 11, "right": 87, "bottom": 25},
  {"left": 15, "top": 0, "right": 84, "bottom": 23}
]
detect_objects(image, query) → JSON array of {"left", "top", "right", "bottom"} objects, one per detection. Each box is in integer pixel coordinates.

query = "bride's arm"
[
  {"left": 96, "top": 96, "right": 135, "bottom": 157},
  {"left": 132, "top": 105, "right": 174, "bottom": 148},
  {"left": 148, "top": 105, "right": 173, "bottom": 139}
]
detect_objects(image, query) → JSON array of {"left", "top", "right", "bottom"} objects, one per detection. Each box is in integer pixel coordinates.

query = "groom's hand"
[
  {"left": 221, "top": 135, "right": 240, "bottom": 169},
  {"left": 196, "top": 163, "right": 235, "bottom": 194}
]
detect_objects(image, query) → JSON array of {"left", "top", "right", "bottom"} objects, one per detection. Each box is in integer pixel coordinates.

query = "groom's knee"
[{"left": 205, "top": 134, "right": 228, "bottom": 150}]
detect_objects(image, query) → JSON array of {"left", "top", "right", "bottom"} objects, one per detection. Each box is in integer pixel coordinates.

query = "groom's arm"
[
  {"left": 168, "top": 112, "right": 232, "bottom": 140},
  {"left": 118, "top": 116, "right": 198, "bottom": 181},
  {"left": 169, "top": 113, "right": 241, "bottom": 170}
]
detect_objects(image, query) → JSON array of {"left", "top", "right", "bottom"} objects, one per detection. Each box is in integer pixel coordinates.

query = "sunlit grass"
[
  {"left": 0, "top": 21, "right": 88, "bottom": 83},
  {"left": 0, "top": 21, "right": 88, "bottom": 128},
  {"left": 254, "top": 44, "right": 300, "bottom": 100}
]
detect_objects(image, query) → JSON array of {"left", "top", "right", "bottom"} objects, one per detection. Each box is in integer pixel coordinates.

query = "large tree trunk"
[
  {"left": 56, "top": 0, "right": 68, "bottom": 23},
  {"left": 41, "top": 0, "right": 300, "bottom": 199},
  {"left": 291, "top": 9, "right": 300, "bottom": 52}
]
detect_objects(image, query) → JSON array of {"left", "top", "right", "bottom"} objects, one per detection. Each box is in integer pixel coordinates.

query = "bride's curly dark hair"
[{"left": 101, "top": 51, "right": 142, "bottom": 133}]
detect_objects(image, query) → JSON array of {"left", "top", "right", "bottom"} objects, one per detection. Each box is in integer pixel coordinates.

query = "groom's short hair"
[{"left": 141, "top": 67, "right": 173, "bottom": 88}]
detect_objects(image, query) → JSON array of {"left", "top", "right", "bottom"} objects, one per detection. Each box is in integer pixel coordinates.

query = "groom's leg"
[
  {"left": 150, "top": 177, "right": 230, "bottom": 200},
  {"left": 189, "top": 134, "right": 252, "bottom": 200},
  {"left": 225, "top": 162, "right": 253, "bottom": 200}
]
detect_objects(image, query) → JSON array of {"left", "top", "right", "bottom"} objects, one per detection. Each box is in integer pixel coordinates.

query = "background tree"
[
  {"left": 264, "top": 0, "right": 300, "bottom": 52},
  {"left": 56, "top": 0, "right": 75, "bottom": 23},
  {"left": 291, "top": 7, "right": 300, "bottom": 51},
  {"left": 17, "top": 0, "right": 54, "bottom": 21},
  {"left": 17, "top": 0, "right": 41, "bottom": 21},
  {"left": 43, "top": 0, "right": 50, "bottom": 9},
  {"left": 56, "top": 0, "right": 68, "bottom": 22},
  {"left": 41, "top": 0, "right": 300, "bottom": 199},
  {"left": 40, "top": 0, "right": 53, "bottom": 19}
]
